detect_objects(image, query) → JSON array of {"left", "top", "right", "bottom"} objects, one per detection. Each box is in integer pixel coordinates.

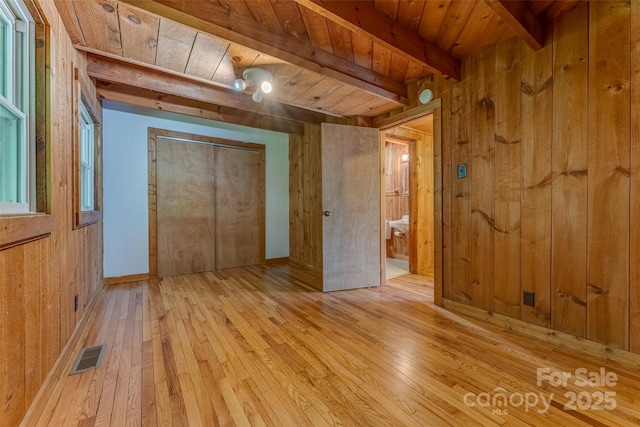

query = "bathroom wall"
[
  {"left": 103, "top": 101, "right": 289, "bottom": 278},
  {"left": 385, "top": 141, "right": 410, "bottom": 259}
]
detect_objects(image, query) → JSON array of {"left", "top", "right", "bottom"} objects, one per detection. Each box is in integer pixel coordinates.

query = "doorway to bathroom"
[{"left": 383, "top": 114, "right": 435, "bottom": 280}]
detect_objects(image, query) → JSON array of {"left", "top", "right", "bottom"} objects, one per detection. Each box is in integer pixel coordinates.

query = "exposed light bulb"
[
  {"left": 252, "top": 89, "right": 263, "bottom": 103},
  {"left": 401, "top": 153, "right": 409, "bottom": 162},
  {"left": 261, "top": 80, "right": 272, "bottom": 93}
]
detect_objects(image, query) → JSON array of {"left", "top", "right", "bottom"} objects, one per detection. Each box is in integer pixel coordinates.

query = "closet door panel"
[
  {"left": 214, "top": 146, "right": 265, "bottom": 269},
  {"left": 157, "top": 139, "right": 216, "bottom": 277}
]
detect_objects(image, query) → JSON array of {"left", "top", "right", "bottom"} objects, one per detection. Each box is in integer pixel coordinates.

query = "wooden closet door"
[
  {"left": 156, "top": 139, "right": 216, "bottom": 277},
  {"left": 214, "top": 146, "right": 265, "bottom": 269}
]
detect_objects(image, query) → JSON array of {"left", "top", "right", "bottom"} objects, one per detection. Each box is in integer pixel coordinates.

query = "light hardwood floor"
[{"left": 28, "top": 263, "right": 640, "bottom": 426}]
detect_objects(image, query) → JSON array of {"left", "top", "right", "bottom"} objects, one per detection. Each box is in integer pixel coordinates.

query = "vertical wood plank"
[
  {"left": 288, "top": 124, "right": 322, "bottom": 274},
  {"left": 326, "top": 20, "right": 354, "bottom": 61},
  {"left": 147, "top": 133, "right": 158, "bottom": 279},
  {"left": 43, "top": 0, "right": 63, "bottom": 383},
  {"left": 118, "top": 2, "right": 160, "bottom": 65},
  {"left": 352, "top": 36, "right": 373, "bottom": 69},
  {"left": 289, "top": 134, "right": 301, "bottom": 264},
  {"left": 24, "top": 240, "right": 43, "bottom": 404},
  {"left": 494, "top": 37, "right": 522, "bottom": 318},
  {"left": 299, "top": 6, "right": 333, "bottom": 52},
  {"left": 433, "top": 104, "right": 444, "bottom": 304},
  {"left": 303, "top": 126, "right": 311, "bottom": 265},
  {"left": 449, "top": 58, "right": 472, "bottom": 303},
  {"left": 551, "top": 4, "right": 589, "bottom": 338},
  {"left": 313, "top": 124, "right": 323, "bottom": 269},
  {"left": 630, "top": 0, "right": 640, "bottom": 354},
  {"left": 271, "top": 0, "right": 308, "bottom": 40},
  {"left": 184, "top": 33, "right": 229, "bottom": 81},
  {"left": 71, "top": 0, "right": 122, "bottom": 55},
  {"left": 437, "top": 77, "right": 452, "bottom": 301},
  {"left": 421, "top": 133, "right": 435, "bottom": 276},
  {"left": 52, "top": 0, "right": 86, "bottom": 45},
  {"left": 0, "top": 245, "right": 26, "bottom": 425},
  {"left": 61, "top": 17, "right": 73, "bottom": 346},
  {"left": 587, "top": 0, "right": 631, "bottom": 349},
  {"left": 521, "top": 27, "right": 553, "bottom": 327},
  {"left": 155, "top": 19, "right": 196, "bottom": 73},
  {"left": 372, "top": 43, "right": 393, "bottom": 77},
  {"left": 34, "top": 13, "right": 47, "bottom": 213},
  {"left": 470, "top": 46, "right": 495, "bottom": 311},
  {"left": 420, "top": 0, "right": 452, "bottom": 44}
]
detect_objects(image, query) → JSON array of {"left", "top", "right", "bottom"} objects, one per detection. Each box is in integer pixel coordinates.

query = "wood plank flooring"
[{"left": 29, "top": 263, "right": 640, "bottom": 426}]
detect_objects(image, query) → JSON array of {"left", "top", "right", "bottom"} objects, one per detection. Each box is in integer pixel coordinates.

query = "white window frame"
[
  {"left": 79, "top": 101, "right": 95, "bottom": 211},
  {"left": 0, "top": 0, "right": 34, "bottom": 215}
]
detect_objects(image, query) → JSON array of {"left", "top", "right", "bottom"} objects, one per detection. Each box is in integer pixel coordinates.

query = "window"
[
  {"left": 80, "top": 102, "right": 94, "bottom": 211},
  {"left": 0, "top": 0, "right": 34, "bottom": 214},
  {"left": 73, "top": 67, "right": 101, "bottom": 228}
]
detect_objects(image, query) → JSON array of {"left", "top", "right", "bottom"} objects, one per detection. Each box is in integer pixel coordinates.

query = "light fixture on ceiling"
[
  {"left": 419, "top": 89, "right": 433, "bottom": 104},
  {"left": 234, "top": 68, "right": 273, "bottom": 103}
]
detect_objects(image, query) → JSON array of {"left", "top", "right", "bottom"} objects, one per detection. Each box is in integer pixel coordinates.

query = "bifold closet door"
[
  {"left": 214, "top": 146, "right": 265, "bottom": 269},
  {"left": 156, "top": 139, "right": 216, "bottom": 277}
]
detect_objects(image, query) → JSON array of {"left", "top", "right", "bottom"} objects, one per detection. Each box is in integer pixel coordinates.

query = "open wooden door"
[{"left": 321, "top": 123, "right": 381, "bottom": 291}]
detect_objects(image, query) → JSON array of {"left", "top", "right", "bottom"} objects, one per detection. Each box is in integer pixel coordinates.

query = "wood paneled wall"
[
  {"left": 289, "top": 124, "right": 323, "bottom": 271},
  {"left": 424, "top": 1, "right": 640, "bottom": 353},
  {"left": 0, "top": 1, "right": 103, "bottom": 424}
]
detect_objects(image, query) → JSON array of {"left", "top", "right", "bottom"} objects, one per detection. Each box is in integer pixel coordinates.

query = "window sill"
[
  {"left": 75, "top": 210, "right": 101, "bottom": 228},
  {"left": 0, "top": 214, "right": 56, "bottom": 250}
]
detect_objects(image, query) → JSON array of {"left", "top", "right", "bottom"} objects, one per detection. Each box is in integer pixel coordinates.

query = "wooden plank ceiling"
[{"left": 55, "top": 0, "right": 580, "bottom": 130}]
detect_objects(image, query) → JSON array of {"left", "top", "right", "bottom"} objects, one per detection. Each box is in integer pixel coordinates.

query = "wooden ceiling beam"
[
  {"left": 96, "top": 81, "right": 305, "bottom": 135},
  {"left": 292, "top": 0, "right": 460, "bottom": 81},
  {"left": 118, "top": 0, "right": 408, "bottom": 104},
  {"left": 86, "top": 55, "right": 327, "bottom": 125},
  {"left": 483, "top": 0, "right": 545, "bottom": 50}
]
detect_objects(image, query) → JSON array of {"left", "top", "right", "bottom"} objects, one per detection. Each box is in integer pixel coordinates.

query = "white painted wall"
[{"left": 102, "top": 101, "right": 289, "bottom": 277}]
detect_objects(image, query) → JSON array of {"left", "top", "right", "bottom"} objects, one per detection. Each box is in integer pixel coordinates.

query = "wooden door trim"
[
  {"left": 148, "top": 127, "right": 266, "bottom": 279},
  {"left": 374, "top": 102, "right": 443, "bottom": 305}
]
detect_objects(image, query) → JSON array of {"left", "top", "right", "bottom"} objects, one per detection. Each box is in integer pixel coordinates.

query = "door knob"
[{"left": 323, "top": 210, "right": 331, "bottom": 217}]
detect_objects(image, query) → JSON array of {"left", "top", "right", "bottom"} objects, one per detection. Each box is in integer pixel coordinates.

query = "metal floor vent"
[{"left": 70, "top": 344, "right": 106, "bottom": 375}]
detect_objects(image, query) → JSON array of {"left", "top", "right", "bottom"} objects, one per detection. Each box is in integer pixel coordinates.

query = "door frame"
[
  {"left": 147, "top": 127, "right": 265, "bottom": 279},
  {"left": 374, "top": 98, "right": 443, "bottom": 305}
]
